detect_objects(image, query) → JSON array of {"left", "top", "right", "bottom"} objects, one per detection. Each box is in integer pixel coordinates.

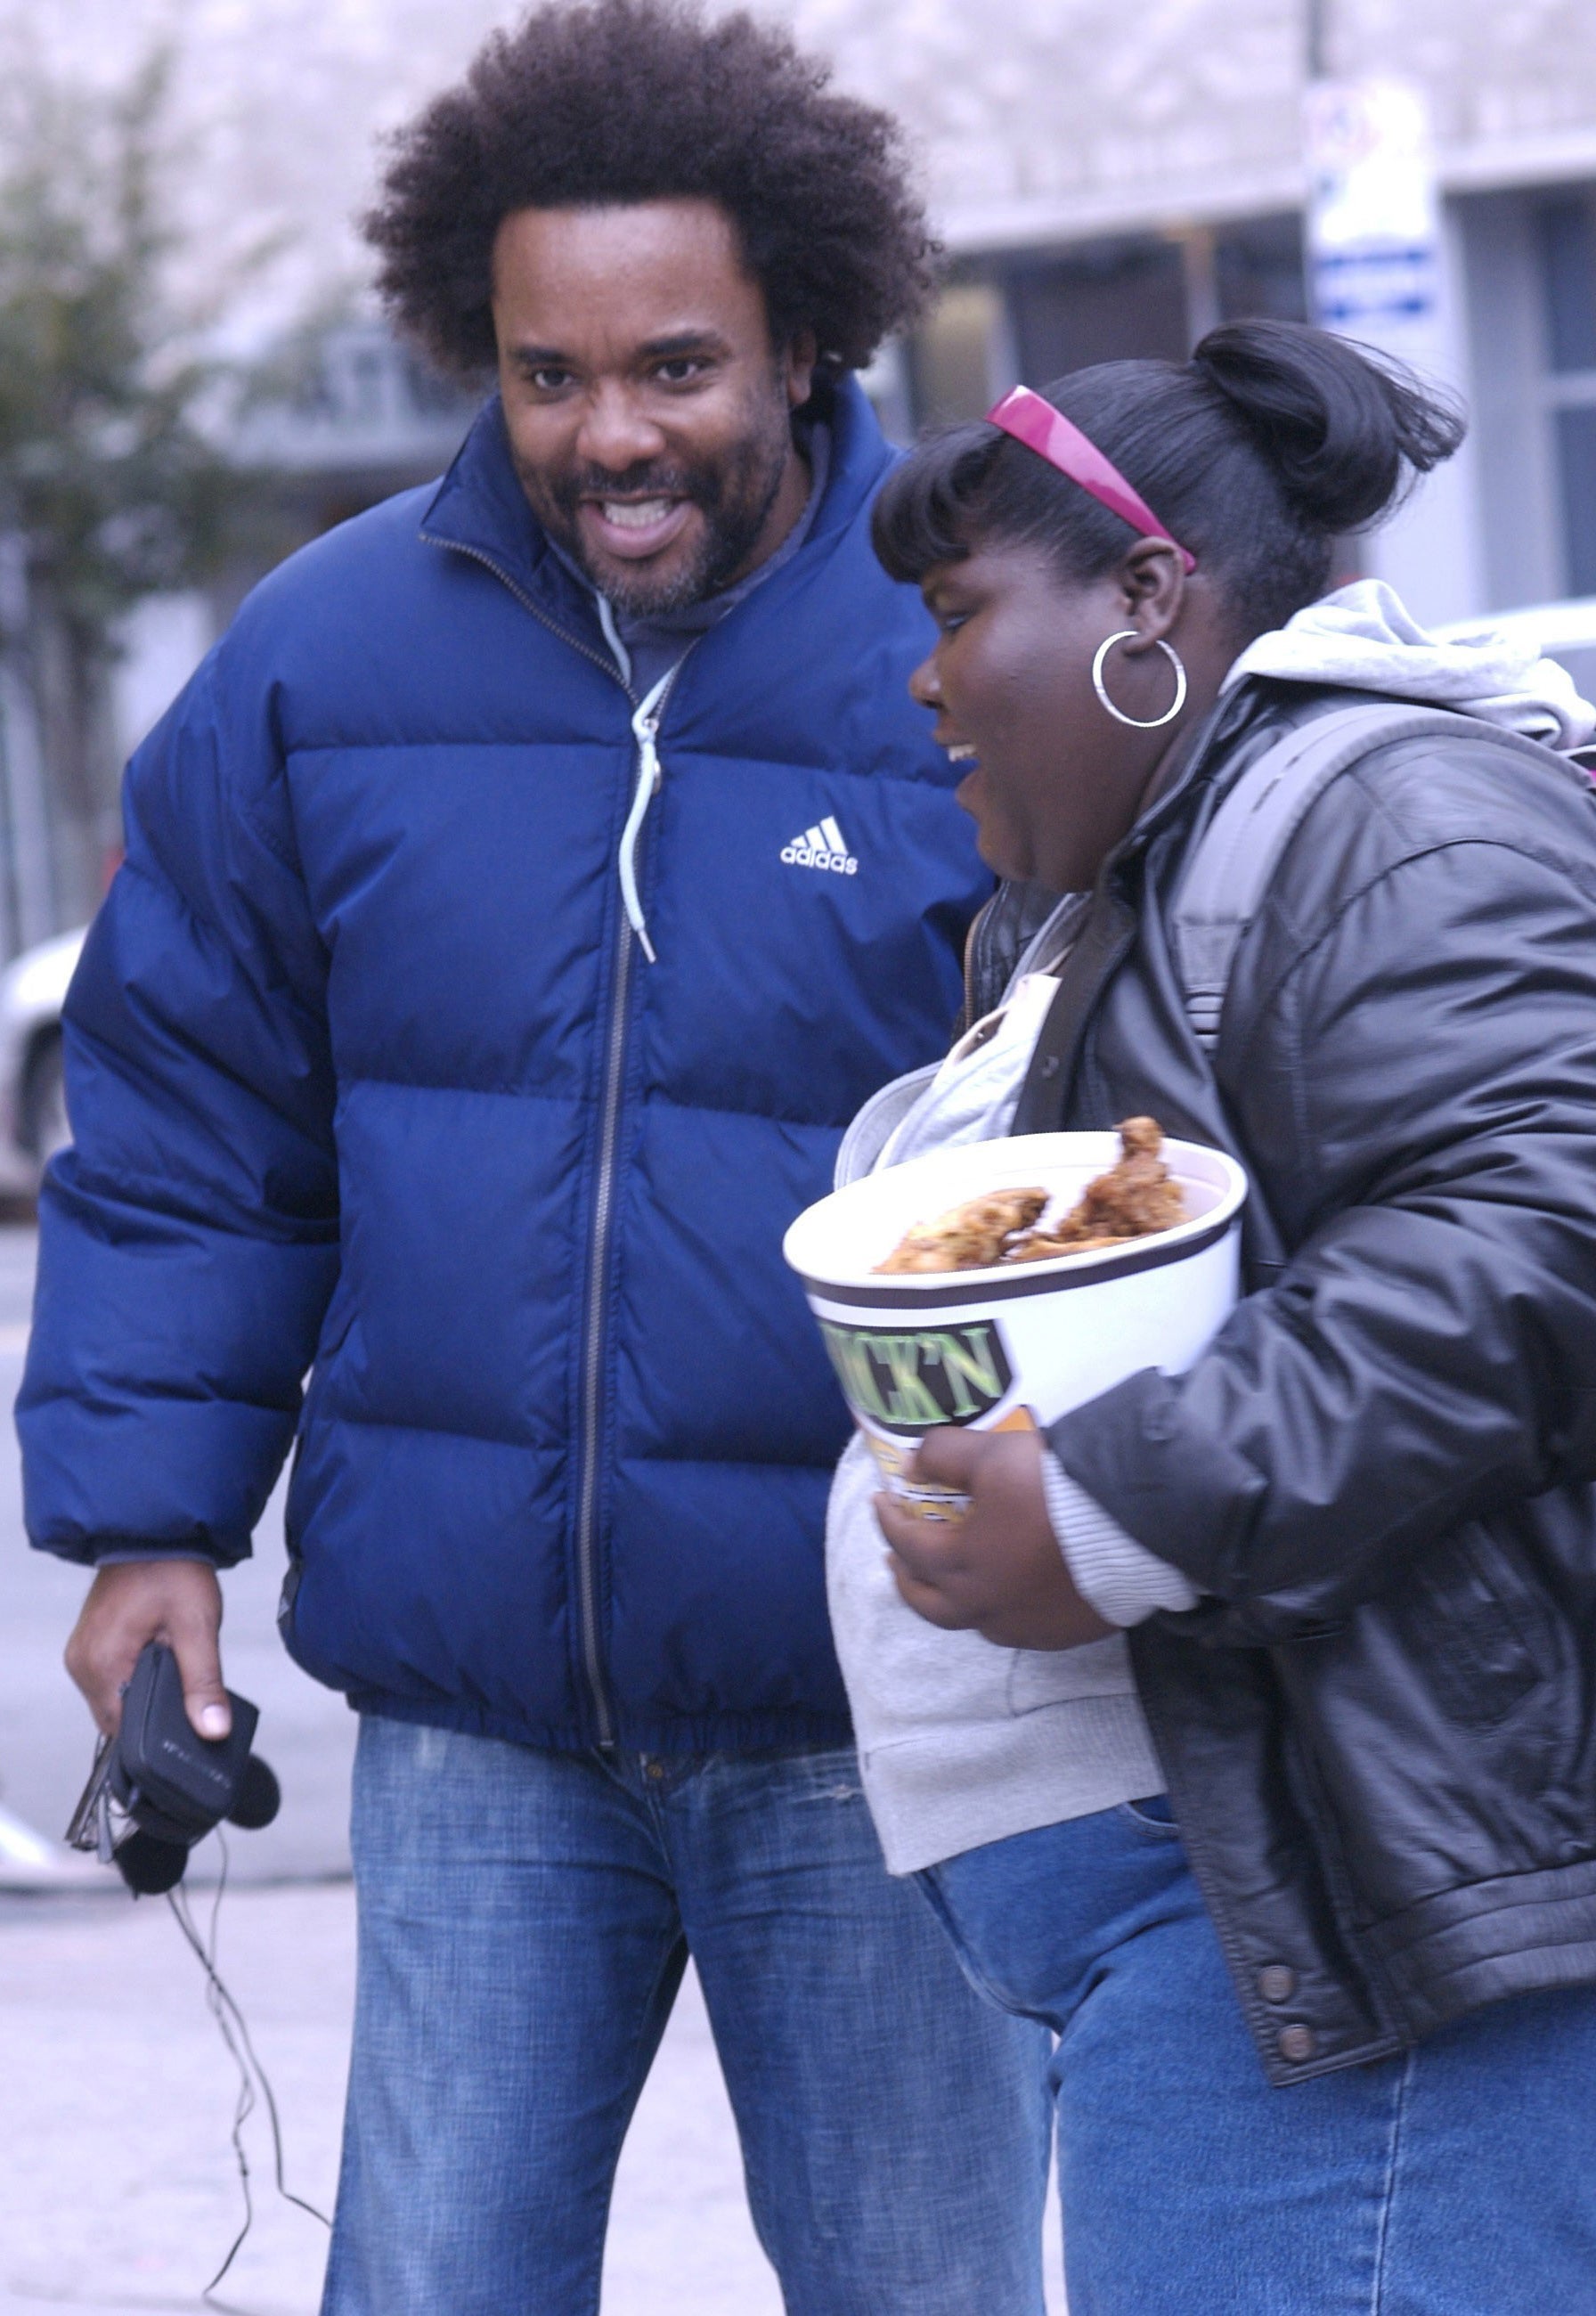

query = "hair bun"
[{"left": 1190, "top": 319, "right": 1464, "bottom": 535}]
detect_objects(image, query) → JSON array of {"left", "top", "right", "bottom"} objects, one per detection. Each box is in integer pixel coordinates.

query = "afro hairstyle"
[{"left": 363, "top": 0, "right": 939, "bottom": 381}]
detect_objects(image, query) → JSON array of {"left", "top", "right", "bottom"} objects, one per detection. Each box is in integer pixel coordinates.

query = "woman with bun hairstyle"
[{"left": 825, "top": 319, "right": 1596, "bottom": 2311}]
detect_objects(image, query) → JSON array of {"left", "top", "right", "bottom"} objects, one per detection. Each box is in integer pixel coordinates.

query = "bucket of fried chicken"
[{"left": 784, "top": 1121, "right": 1248, "bottom": 1517}]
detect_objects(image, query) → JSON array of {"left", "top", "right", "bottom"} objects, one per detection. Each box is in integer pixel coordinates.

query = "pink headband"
[{"left": 985, "top": 385, "right": 1197, "bottom": 574}]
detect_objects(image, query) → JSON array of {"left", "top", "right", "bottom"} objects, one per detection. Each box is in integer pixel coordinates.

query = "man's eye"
[
  {"left": 655, "top": 358, "right": 706, "bottom": 385},
  {"left": 938, "top": 611, "right": 970, "bottom": 636},
  {"left": 529, "top": 369, "right": 572, "bottom": 393}
]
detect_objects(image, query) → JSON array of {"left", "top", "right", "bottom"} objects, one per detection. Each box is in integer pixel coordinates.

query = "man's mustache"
[{"left": 559, "top": 463, "right": 713, "bottom": 506}]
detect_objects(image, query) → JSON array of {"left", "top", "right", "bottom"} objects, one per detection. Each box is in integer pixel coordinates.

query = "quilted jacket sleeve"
[
  {"left": 16, "top": 643, "right": 339, "bottom": 1566},
  {"left": 1050, "top": 827, "right": 1596, "bottom": 1643}
]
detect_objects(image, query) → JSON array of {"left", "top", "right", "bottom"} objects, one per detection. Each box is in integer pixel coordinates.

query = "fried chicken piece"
[
  {"left": 1004, "top": 1227, "right": 1133, "bottom": 1262},
  {"left": 875, "top": 1187, "right": 1049, "bottom": 1275},
  {"left": 1007, "top": 1118, "right": 1187, "bottom": 1262},
  {"left": 873, "top": 1121, "right": 1186, "bottom": 1277}
]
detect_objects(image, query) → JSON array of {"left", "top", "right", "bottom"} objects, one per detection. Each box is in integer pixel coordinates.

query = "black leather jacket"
[{"left": 991, "top": 677, "right": 1596, "bottom": 2085}]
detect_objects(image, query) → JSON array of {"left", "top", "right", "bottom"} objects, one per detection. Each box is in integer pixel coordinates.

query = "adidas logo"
[{"left": 781, "top": 815, "right": 858, "bottom": 876}]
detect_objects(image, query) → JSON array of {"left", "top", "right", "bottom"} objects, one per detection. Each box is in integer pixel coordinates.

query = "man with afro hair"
[{"left": 34, "top": 3, "right": 1051, "bottom": 2309}]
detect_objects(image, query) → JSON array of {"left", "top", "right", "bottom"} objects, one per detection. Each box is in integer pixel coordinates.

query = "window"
[
  {"left": 1555, "top": 409, "right": 1596, "bottom": 595},
  {"left": 908, "top": 282, "right": 1010, "bottom": 424},
  {"left": 1215, "top": 216, "right": 1310, "bottom": 328},
  {"left": 1535, "top": 195, "right": 1596, "bottom": 595},
  {"left": 906, "top": 215, "right": 1311, "bottom": 437},
  {"left": 1004, "top": 240, "right": 1188, "bottom": 387},
  {"left": 1539, "top": 200, "right": 1596, "bottom": 373}
]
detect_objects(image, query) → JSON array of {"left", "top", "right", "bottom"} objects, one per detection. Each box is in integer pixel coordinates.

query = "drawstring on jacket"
[
  {"left": 597, "top": 597, "right": 675, "bottom": 967},
  {"left": 618, "top": 674, "right": 672, "bottom": 966}
]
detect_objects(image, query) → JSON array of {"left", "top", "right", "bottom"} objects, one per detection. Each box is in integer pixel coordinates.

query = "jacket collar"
[{"left": 418, "top": 372, "right": 893, "bottom": 640}]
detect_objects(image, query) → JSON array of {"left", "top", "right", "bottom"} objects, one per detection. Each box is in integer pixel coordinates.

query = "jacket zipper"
[
  {"left": 577, "top": 909, "right": 633, "bottom": 1749},
  {"left": 424, "top": 531, "right": 687, "bottom": 1749},
  {"left": 574, "top": 669, "right": 685, "bottom": 1747}
]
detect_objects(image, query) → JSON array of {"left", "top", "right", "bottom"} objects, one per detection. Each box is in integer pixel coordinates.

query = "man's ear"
[{"left": 785, "top": 329, "right": 820, "bottom": 410}]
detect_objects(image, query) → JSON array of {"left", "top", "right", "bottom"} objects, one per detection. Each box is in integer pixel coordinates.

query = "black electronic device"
[
  {"left": 66, "top": 1642, "right": 280, "bottom": 1893},
  {"left": 61, "top": 1643, "right": 323, "bottom": 2295}
]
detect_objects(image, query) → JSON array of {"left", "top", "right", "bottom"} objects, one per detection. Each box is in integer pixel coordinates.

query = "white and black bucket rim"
[{"left": 785, "top": 1129, "right": 1249, "bottom": 1310}]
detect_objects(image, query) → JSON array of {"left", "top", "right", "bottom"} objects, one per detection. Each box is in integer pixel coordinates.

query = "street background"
[
  {"left": 6, "top": 0, "right": 1595, "bottom": 2307},
  {"left": 0, "top": 1222, "right": 1066, "bottom": 2314},
  {"left": 6, "top": 0, "right": 1596, "bottom": 950}
]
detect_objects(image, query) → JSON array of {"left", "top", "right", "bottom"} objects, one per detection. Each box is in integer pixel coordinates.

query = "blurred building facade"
[
  {"left": 18, "top": 0, "right": 1596, "bottom": 617},
  {"left": 865, "top": 0, "right": 1596, "bottom": 626}
]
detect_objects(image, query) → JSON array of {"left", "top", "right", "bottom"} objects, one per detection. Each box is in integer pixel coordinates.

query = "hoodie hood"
[{"left": 1222, "top": 578, "right": 1596, "bottom": 751}]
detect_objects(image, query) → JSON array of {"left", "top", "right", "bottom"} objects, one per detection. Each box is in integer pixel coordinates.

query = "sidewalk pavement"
[
  {"left": 0, "top": 1223, "right": 1065, "bottom": 2312},
  {"left": 0, "top": 1883, "right": 795, "bottom": 2316}
]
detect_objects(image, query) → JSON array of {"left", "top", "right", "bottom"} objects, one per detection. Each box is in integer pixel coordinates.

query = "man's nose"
[
  {"left": 576, "top": 383, "right": 668, "bottom": 473},
  {"left": 908, "top": 651, "right": 942, "bottom": 709}
]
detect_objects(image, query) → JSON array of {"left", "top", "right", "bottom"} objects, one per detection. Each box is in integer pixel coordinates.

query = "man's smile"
[{"left": 578, "top": 493, "right": 697, "bottom": 561}]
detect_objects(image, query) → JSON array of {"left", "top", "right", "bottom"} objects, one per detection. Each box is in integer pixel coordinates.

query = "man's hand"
[
  {"left": 65, "top": 1561, "right": 228, "bottom": 1740},
  {"left": 875, "top": 1427, "right": 1116, "bottom": 1651}
]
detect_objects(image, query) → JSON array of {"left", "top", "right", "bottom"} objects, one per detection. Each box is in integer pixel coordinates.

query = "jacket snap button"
[
  {"left": 1258, "top": 1964, "right": 1296, "bottom": 2004},
  {"left": 1040, "top": 1055, "right": 1060, "bottom": 1080},
  {"left": 1277, "top": 2023, "right": 1315, "bottom": 2064}
]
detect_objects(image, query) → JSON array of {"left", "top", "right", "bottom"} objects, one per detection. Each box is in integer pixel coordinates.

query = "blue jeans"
[
  {"left": 920, "top": 1797, "right": 1596, "bottom": 2316},
  {"left": 321, "top": 1717, "right": 1051, "bottom": 2315}
]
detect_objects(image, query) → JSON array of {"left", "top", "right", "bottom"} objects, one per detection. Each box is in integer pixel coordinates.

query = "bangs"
[
  {"left": 870, "top": 413, "right": 1127, "bottom": 590},
  {"left": 870, "top": 422, "right": 1001, "bottom": 583}
]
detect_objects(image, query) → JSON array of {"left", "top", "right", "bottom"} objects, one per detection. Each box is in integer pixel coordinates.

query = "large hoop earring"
[{"left": 1091, "top": 631, "right": 1187, "bottom": 730}]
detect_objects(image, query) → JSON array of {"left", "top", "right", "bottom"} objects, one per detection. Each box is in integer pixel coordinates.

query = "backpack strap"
[{"left": 1171, "top": 701, "right": 1567, "bottom": 1050}]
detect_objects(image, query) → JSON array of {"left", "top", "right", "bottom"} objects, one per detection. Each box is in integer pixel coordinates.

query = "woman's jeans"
[
  {"left": 320, "top": 1715, "right": 1051, "bottom": 2316},
  {"left": 919, "top": 1797, "right": 1596, "bottom": 2316}
]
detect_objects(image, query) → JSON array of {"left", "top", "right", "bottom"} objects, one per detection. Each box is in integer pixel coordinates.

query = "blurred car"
[{"left": 0, "top": 927, "right": 85, "bottom": 1200}]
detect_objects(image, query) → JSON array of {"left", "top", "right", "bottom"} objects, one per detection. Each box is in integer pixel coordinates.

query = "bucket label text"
[{"left": 818, "top": 1317, "right": 1014, "bottom": 1434}]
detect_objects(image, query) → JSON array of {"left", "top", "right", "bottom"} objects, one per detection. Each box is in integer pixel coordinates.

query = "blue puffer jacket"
[{"left": 19, "top": 379, "right": 989, "bottom": 1753}]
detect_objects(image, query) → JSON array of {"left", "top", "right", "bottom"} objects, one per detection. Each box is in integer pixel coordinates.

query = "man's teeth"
[
  {"left": 946, "top": 744, "right": 978, "bottom": 761},
  {"left": 601, "top": 498, "right": 677, "bottom": 529}
]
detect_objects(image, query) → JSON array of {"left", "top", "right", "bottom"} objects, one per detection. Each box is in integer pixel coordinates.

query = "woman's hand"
[{"left": 875, "top": 1427, "right": 1117, "bottom": 1650}]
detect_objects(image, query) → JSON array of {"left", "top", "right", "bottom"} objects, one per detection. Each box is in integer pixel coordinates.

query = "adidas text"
[{"left": 781, "top": 815, "right": 858, "bottom": 876}]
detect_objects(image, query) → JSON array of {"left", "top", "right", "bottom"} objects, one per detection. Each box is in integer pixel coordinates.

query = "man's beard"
[{"left": 519, "top": 388, "right": 795, "bottom": 617}]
